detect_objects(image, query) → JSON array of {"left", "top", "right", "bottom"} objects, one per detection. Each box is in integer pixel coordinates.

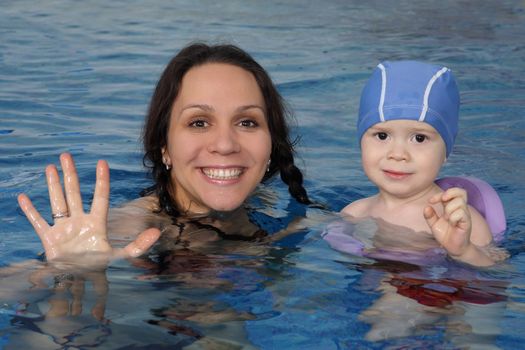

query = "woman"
[
  {"left": 5, "top": 44, "right": 312, "bottom": 347},
  {"left": 17, "top": 42, "right": 311, "bottom": 263}
]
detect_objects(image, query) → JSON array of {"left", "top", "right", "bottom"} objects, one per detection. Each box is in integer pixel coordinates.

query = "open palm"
[{"left": 18, "top": 153, "right": 160, "bottom": 263}]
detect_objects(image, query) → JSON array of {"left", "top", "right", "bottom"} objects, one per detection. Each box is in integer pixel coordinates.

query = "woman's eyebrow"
[
  {"left": 181, "top": 104, "right": 214, "bottom": 112},
  {"left": 180, "top": 104, "right": 265, "bottom": 113},
  {"left": 235, "top": 104, "right": 265, "bottom": 113}
]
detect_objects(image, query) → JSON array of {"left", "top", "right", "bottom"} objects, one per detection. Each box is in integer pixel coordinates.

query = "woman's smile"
[{"left": 201, "top": 167, "right": 244, "bottom": 182}]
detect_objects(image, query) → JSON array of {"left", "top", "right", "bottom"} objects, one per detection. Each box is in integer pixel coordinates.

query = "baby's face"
[{"left": 360, "top": 119, "right": 446, "bottom": 199}]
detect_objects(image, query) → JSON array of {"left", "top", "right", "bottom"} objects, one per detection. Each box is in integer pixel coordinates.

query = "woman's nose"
[{"left": 207, "top": 126, "right": 241, "bottom": 154}]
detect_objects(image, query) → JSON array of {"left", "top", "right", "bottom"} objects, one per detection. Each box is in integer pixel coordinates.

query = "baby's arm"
[{"left": 424, "top": 187, "right": 497, "bottom": 266}]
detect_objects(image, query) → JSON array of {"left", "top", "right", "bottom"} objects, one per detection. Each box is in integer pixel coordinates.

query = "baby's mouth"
[{"left": 383, "top": 169, "right": 411, "bottom": 178}]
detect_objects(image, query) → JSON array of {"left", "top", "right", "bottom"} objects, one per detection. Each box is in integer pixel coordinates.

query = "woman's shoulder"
[
  {"left": 108, "top": 195, "right": 168, "bottom": 239},
  {"left": 119, "top": 195, "right": 160, "bottom": 211},
  {"left": 109, "top": 195, "right": 162, "bottom": 222}
]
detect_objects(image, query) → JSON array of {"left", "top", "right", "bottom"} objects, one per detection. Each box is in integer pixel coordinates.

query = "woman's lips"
[{"left": 201, "top": 167, "right": 244, "bottom": 181}]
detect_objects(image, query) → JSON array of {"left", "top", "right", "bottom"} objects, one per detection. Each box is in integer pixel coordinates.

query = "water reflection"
[
  {"left": 0, "top": 205, "right": 296, "bottom": 349},
  {"left": 323, "top": 217, "right": 511, "bottom": 348},
  {"left": 0, "top": 210, "right": 516, "bottom": 349},
  {"left": 357, "top": 260, "right": 508, "bottom": 347}
]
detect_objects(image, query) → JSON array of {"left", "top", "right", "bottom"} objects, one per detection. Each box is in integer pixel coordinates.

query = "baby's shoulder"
[{"left": 340, "top": 197, "right": 375, "bottom": 218}]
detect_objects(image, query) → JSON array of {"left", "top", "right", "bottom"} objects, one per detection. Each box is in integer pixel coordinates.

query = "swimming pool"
[{"left": 1, "top": 0, "right": 525, "bottom": 348}]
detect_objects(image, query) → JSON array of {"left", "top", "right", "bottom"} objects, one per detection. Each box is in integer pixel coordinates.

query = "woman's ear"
[{"left": 161, "top": 147, "right": 172, "bottom": 169}]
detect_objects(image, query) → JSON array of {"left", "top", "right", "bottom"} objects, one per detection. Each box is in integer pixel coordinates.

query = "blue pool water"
[{"left": 1, "top": 0, "right": 525, "bottom": 348}]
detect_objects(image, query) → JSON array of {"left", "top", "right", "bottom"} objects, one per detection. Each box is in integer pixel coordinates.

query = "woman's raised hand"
[{"left": 18, "top": 153, "right": 160, "bottom": 264}]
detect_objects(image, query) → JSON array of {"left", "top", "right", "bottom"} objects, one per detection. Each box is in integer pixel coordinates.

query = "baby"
[{"left": 341, "top": 61, "right": 499, "bottom": 266}]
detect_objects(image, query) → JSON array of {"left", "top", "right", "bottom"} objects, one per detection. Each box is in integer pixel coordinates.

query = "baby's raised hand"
[{"left": 423, "top": 187, "right": 471, "bottom": 257}]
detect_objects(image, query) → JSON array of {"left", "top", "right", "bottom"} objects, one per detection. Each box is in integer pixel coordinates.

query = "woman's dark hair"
[{"left": 142, "top": 42, "right": 310, "bottom": 217}]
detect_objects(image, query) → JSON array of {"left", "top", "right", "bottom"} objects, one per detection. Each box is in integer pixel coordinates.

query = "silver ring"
[{"left": 52, "top": 211, "right": 69, "bottom": 220}]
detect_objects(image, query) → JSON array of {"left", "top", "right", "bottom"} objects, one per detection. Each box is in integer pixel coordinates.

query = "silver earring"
[
  {"left": 163, "top": 157, "right": 171, "bottom": 170},
  {"left": 266, "top": 159, "right": 271, "bottom": 172}
]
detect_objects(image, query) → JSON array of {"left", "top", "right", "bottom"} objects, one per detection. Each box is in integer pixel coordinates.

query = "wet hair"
[{"left": 142, "top": 42, "right": 310, "bottom": 217}]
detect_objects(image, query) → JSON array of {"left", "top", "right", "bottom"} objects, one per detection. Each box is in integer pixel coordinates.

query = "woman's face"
[{"left": 162, "top": 63, "right": 272, "bottom": 214}]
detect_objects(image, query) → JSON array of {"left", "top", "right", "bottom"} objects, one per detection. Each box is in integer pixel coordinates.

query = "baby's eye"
[
  {"left": 414, "top": 134, "right": 427, "bottom": 143},
  {"left": 375, "top": 132, "right": 388, "bottom": 140},
  {"left": 189, "top": 119, "right": 209, "bottom": 128}
]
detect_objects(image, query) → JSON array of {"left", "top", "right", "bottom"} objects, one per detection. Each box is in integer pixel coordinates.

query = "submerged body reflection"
[
  {"left": 326, "top": 217, "right": 509, "bottom": 347},
  {"left": 1, "top": 195, "right": 301, "bottom": 349}
]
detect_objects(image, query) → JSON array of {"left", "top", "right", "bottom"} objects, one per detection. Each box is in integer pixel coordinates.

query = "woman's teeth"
[{"left": 203, "top": 168, "right": 243, "bottom": 180}]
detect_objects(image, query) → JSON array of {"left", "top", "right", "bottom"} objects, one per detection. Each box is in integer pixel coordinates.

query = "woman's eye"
[
  {"left": 239, "top": 119, "right": 258, "bottom": 128},
  {"left": 414, "top": 134, "right": 427, "bottom": 143},
  {"left": 375, "top": 132, "right": 388, "bottom": 140},
  {"left": 189, "top": 119, "right": 208, "bottom": 128}
]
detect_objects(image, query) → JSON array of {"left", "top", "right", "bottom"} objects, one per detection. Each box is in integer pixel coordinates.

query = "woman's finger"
[
  {"left": 87, "top": 271, "right": 109, "bottom": 321},
  {"left": 47, "top": 298, "right": 70, "bottom": 318},
  {"left": 121, "top": 228, "right": 161, "bottom": 258},
  {"left": 60, "top": 153, "right": 83, "bottom": 215},
  {"left": 17, "top": 194, "right": 50, "bottom": 238},
  {"left": 46, "top": 164, "right": 69, "bottom": 221},
  {"left": 47, "top": 272, "right": 76, "bottom": 318},
  {"left": 27, "top": 266, "right": 52, "bottom": 289},
  {"left": 70, "top": 277, "right": 85, "bottom": 316},
  {"left": 90, "top": 160, "right": 110, "bottom": 220}
]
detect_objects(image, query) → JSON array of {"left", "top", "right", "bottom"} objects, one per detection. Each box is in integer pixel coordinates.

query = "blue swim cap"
[{"left": 357, "top": 60, "right": 459, "bottom": 156}]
